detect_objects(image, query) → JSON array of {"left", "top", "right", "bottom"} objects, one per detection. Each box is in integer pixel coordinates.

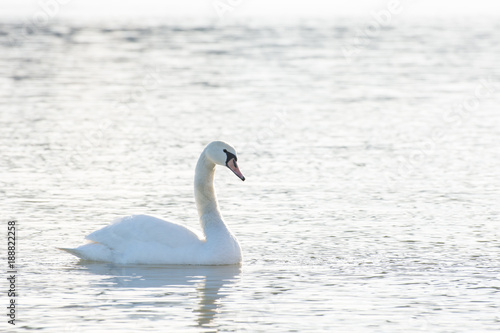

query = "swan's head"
[{"left": 205, "top": 141, "right": 245, "bottom": 181}]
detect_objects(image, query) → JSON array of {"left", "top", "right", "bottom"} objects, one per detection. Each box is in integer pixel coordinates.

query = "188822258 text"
[{"left": 7, "top": 220, "right": 17, "bottom": 325}]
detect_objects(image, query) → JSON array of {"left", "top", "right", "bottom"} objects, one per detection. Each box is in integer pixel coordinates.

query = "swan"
[{"left": 61, "top": 141, "right": 245, "bottom": 265}]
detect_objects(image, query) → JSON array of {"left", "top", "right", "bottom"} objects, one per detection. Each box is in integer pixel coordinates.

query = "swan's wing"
[{"left": 85, "top": 214, "right": 204, "bottom": 253}]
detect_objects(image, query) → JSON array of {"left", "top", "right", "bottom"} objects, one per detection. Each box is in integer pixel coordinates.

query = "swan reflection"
[{"left": 79, "top": 262, "right": 241, "bottom": 328}]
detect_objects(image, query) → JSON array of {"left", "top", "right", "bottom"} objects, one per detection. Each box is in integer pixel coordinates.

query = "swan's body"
[{"left": 61, "top": 141, "right": 245, "bottom": 265}]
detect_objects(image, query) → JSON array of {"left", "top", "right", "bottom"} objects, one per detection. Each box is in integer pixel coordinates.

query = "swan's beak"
[{"left": 226, "top": 158, "right": 245, "bottom": 181}]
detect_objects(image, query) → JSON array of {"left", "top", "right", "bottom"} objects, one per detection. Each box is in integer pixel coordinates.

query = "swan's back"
[
  {"left": 87, "top": 214, "right": 203, "bottom": 250},
  {"left": 63, "top": 215, "right": 206, "bottom": 264}
]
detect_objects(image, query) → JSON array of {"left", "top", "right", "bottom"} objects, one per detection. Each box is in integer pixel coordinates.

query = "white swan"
[{"left": 61, "top": 141, "right": 245, "bottom": 265}]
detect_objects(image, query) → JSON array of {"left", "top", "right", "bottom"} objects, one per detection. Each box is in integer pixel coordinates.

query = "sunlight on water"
[{"left": 1, "top": 16, "right": 499, "bottom": 332}]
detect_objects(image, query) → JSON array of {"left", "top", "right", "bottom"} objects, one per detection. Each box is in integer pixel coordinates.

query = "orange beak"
[{"left": 226, "top": 158, "right": 245, "bottom": 181}]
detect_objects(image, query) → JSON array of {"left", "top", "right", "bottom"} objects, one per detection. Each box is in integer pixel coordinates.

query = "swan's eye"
[{"left": 223, "top": 149, "right": 237, "bottom": 165}]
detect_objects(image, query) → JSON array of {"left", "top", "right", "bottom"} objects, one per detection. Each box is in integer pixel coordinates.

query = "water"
[{"left": 1, "top": 17, "right": 500, "bottom": 332}]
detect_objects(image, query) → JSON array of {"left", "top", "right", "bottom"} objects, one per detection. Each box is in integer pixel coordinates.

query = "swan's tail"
[
  {"left": 58, "top": 243, "right": 112, "bottom": 262},
  {"left": 58, "top": 247, "right": 87, "bottom": 259}
]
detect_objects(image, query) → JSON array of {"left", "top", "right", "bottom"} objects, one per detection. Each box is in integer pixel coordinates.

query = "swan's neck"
[{"left": 194, "top": 150, "right": 224, "bottom": 233}]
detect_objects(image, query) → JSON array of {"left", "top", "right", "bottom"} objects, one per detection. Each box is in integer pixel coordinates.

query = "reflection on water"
[{"left": 79, "top": 262, "right": 241, "bottom": 329}]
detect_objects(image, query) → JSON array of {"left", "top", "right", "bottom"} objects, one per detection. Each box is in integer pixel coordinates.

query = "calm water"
[{"left": 1, "top": 17, "right": 500, "bottom": 332}]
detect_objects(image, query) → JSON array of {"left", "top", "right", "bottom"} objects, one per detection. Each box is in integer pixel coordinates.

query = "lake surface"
[{"left": 1, "top": 16, "right": 499, "bottom": 332}]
